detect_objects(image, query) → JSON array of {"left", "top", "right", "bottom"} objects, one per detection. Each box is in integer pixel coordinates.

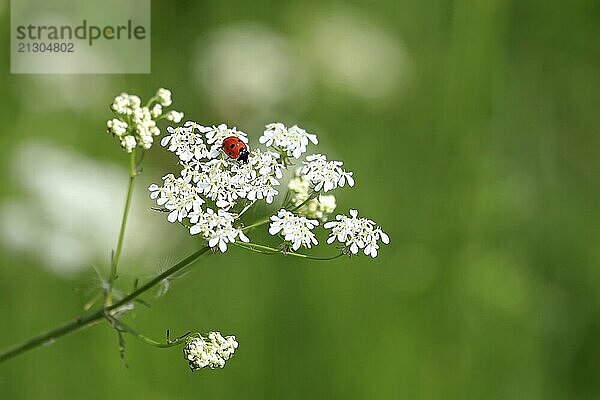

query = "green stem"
[
  {"left": 0, "top": 246, "right": 211, "bottom": 364},
  {"left": 111, "top": 246, "right": 210, "bottom": 309},
  {"left": 237, "top": 201, "right": 255, "bottom": 218},
  {"left": 234, "top": 242, "right": 344, "bottom": 261},
  {"left": 106, "top": 150, "right": 137, "bottom": 304},
  {"left": 280, "top": 188, "right": 291, "bottom": 209},
  {"left": 289, "top": 191, "right": 318, "bottom": 213},
  {"left": 241, "top": 218, "right": 270, "bottom": 232},
  {"left": 0, "top": 310, "right": 104, "bottom": 364},
  {"left": 105, "top": 315, "right": 190, "bottom": 348}
]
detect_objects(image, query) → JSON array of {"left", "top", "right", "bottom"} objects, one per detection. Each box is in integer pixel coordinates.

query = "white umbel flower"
[
  {"left": 204, "top": 124, "right": 249, "bottom": 158},
  {"left": 269, "top": 209, "right": 319, "bottom": 251},
  {"left": 149, "top": 118, "right": 390, "bottom": 262},
  {"left": 161, "top": 123, "right": 212, "bottom": 162},
  {"left": 196, "top": 159, "right": 243, "bottom": 208},
  {"left": 189, "top": 208, "right": 249, "bottom": 252},
  {"left": 162, "top": 121, "right": 248, "bottom": 161},
  {"left": 249, "top": 148, "right": 284, "bottom": 179},
  {"left": 324, "top": 209, "right": 390, "bottom": 258},
  {"left": 149, "top": 174, "right": 205, "bottom": 223},
  {"left": 183, "top": 148, "right": 283, "bottom": 209},
  {"left": 244, "top": 174, "right": 279, "bottom": 204},
  {"left": 300, "top": 154, "right": 354, "bottom": 192},
  {"left": 231, "top": 149, "right": 282, "bottom": 204},
  {"left": 260, "top": 123, "right": 318, "bottom": 159},
  {"left": 183, "top": 332, "right": 238, "bottom": 371}
]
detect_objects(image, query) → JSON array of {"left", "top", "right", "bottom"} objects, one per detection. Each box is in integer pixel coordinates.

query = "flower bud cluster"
[
  {"left": 107, "top": 88, "right": 183, "bottom": 152},
  {"left": 183, "top": 332, "right": 238, "bottom": 371}
]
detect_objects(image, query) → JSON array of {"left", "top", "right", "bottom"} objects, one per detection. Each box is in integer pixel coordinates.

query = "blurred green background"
[{"left": 1, "top": 0, "right": 600, "bottom": 399}]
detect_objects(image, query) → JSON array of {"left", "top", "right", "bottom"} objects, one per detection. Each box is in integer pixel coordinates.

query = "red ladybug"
[{"left": 222, "top": 136, "right": 250, "bottom": 163}]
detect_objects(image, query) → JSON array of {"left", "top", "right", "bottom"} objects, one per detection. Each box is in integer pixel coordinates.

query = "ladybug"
[{"left": 222, "top": 136, "right": 250, "bottom": 163}]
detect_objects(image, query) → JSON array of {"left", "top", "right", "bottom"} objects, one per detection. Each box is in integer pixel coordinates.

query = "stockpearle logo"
[{"left": 11, "top": 0, "right": 150, "bottom": 74}]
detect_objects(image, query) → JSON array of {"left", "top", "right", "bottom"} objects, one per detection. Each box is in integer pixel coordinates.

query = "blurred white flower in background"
[
  {"left": 193, "top": 24, "right": 310, "bottom": 121},
  {"left": 23, "top": 74, "right": 112, "bottom": 113},
  {"left": 288, "top": 170, "right": 336, "bottom": 221},
  {"left": 194, "top": 5, "right": 410, "bottom": 118},
  {"left": 304, "top": 7, "right": 411, "bottom": 100},
  {"left": 0, "top": 141, "right": 168, "bottom": 277},
  {"left": 16, "top": 17, "right": 110, "bottom": 113}
]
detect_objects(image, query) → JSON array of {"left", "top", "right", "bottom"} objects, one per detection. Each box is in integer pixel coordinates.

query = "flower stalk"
[
  {"left": 105, "top": 149, "right": 138, "bottom": 306},
  {"left": 233, "top": 242, "right": 344, "bottom": 261},
  {"left": 0, "top": 245, "right": 211, "bottom": 363},
  {"left": 105, "top": 314, "right": 191, "bottom": 349}
]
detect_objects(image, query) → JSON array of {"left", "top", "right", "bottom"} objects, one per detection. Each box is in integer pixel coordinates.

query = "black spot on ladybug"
[
  {"left": 230, "top": 144, "right": 235, "bottom": 148},
  {"left": 238, "top": 149, "right": 250, "bottom": 163}
]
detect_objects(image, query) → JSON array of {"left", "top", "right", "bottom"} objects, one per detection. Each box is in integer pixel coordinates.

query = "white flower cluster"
[
  {"left": 150, "top": 121, "right": 284, "bottom": 252},
  {"left": 288, "top": 170, "right": 336, "bottom": 221},
  {"left": 161, "top": 122, "right": 248, "bottom": 162},
  {"left": 107, "top": 88, "right": 183, "bottom": 153},
  {"left": 149, "top": 174, "right": 204, "bottom": 223},
  {"left": 324, "top": 209, "right": 390, "bottom": 258},
  {"left": 186, "top": 151, "right": 281, "bottom": 209},
  {"left": 183, "top": 332, "right": 238, "bottom": 371},
  {"left": 150, "top": 116, "right": 389, "bottom": 257},
  {"left": 189, "top": 208, "right": 249, "bottom": 252},
  {"left": 259, "top": 123, "right": 318, "bottom": 159},
  {"left": 301, "top": 154, "right": 355, "bottom": 192},
  {"left": 269, "top": 209, "right": 319, "bottom": 250}
]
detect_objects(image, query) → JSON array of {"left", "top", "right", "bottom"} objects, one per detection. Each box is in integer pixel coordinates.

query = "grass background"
[{"left": 1, "top": 0, "right": 600, "bottom": 398}]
